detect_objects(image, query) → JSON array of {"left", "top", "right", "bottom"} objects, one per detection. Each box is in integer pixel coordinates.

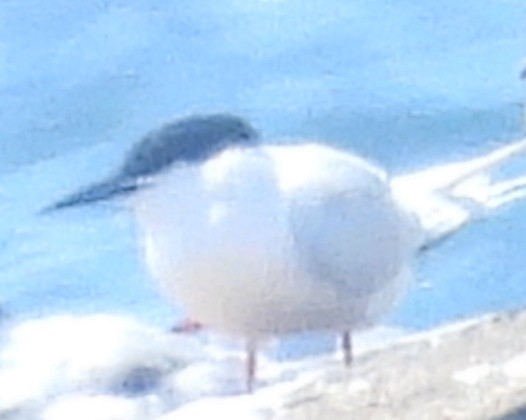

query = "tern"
[{"left": 45, "top": 114, "right": 423, "bottom": 391}]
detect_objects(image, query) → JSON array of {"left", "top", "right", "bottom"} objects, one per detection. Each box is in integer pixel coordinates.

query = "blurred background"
[{"left": 0, "top": 0, "right": 525, "bottom": 340}]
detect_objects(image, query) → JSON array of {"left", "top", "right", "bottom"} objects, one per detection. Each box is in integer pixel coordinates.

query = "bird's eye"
[{"left": 239, "top": 127, "right": 256, "bottom": 140}]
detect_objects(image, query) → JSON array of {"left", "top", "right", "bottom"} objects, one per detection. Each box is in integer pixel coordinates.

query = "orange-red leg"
[{"left": 246, "top": 339, "right": 257, "bottom": 393}]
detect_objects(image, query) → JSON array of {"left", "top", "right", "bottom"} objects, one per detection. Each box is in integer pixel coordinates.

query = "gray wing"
[{"left": 289, "top": 188, "right": 417, "bottom": 298}]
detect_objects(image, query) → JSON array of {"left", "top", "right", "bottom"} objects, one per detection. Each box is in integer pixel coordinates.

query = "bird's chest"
[{"left": 131, "top": 162, "right": 296, "bottom": 300}]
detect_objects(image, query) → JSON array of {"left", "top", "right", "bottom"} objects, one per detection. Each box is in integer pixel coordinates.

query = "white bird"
[{"left": 45, "top": 114, "right": 425, "bottom": 391}]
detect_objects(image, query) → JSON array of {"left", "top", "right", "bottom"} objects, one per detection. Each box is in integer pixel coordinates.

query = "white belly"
[{"left": 130, "top": 145, "right": 420, "bottom": 338}]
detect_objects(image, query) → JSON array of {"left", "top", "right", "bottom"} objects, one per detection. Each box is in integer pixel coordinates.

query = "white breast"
[{"left": 130, "top": 144, "right": 421, "bottom": 338}]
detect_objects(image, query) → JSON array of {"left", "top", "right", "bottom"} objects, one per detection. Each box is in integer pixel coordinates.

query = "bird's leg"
[
  {"left": 246, "top": 339, "right": 257, "bottom": 393},
  {"left": 342, "top": 330, "right": 353, "bottom": 366}
]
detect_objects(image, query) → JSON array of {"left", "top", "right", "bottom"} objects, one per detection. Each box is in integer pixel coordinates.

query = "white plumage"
[
  {"left": 46, "top": 114, "right": 526, "bottom": 391},
  {"left": 131, "top": 144, "right": 421, "bottom": 341},
  {"left": 44, "top": 114, "right": 429, "bottom": 390}
]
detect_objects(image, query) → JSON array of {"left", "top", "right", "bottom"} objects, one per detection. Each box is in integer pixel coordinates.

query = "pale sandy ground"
[
  {"left": 265, "top": 309, "right": 526, "bottom": 420},
  {"left": 3, "top": 308, "right": 526, "bottom": 419}
]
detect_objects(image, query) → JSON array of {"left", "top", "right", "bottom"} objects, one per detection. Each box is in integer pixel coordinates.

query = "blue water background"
[{"left": 0, "top": 0, "right": 525, "bottom": 338}]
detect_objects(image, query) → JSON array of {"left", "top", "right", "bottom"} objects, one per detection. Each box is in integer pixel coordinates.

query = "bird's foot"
[{"left": 170, "top": 319, "right": 203, "bottom": 334}]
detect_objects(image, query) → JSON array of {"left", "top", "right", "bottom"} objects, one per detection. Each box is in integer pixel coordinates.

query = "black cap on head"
[
  {"left": 120, "top": 113, "right": 258, "bottom": 179},
  {"left": 43, "top": 114, "right": 259, "bottom": 212}
]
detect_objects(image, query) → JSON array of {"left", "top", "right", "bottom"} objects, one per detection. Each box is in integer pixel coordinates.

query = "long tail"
[{"left": 392, "top": 137, "right": 526, "bottom": 249}]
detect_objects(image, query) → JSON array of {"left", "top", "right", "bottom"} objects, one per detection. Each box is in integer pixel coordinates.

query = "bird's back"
[
  {"left": 270, "top": 144, "right": 421, "bottom": 328},
  {"left": 271, "top": 144, "right": 416, "bottom": 288}
]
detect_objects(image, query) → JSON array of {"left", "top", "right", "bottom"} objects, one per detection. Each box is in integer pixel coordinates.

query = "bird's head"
[{"left": 43, "top": 114, "right": 259, "bottom": 212}]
